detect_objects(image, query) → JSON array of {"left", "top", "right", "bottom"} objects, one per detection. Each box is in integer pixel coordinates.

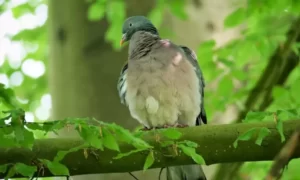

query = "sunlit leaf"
[
  {"left": 244, "top": 111, "right": 272, "bottom": 122},
  {"left": 78, "top": 126, "right": 103, "bottom": 150},
  {"left": 11, "top": 3, "right": 35, "bottom": 18},
  {"left": 87, "top": 2, "right": 106, "bottom": 21},
  {"left": 161, "top": 128, "right": 182, "bottom": 140},
  {"left": 102, "top": 128, "right": 120, "bottom": 151},
  {"left": 105, "top": 1, "right": 125, "bottom": 49},
  {"left": 224, "top": 7, "right": 247, "bottom": 28},
  {"left": 218, "top": 75, "right": 234, "bottom": 97},
  {"left": 148, "top": 6, "right": 164, "bottom": 28},
  {"left": 178, "top": 145, "right": 205, "bottom": 164},
  {"left": 168, "top": 1, "right": 187, "bottom": 20},
  {"left": 143, "top": 150, "right": 155, "bottom": 171},
  {"left": 272, "top": 86, "right": 289, "bottom": 99}
]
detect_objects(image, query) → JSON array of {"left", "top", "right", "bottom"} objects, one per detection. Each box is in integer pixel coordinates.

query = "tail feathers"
[{"left": 166, "top": 165, "right": 206, "bottom": 180}]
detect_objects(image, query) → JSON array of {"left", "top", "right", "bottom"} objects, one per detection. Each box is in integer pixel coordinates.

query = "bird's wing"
[
  {"left": 117, "top": 62, "right": 128, "bottom": 105},
  {"left": 180, "top": 46, "right": 207, "bottom": 125}
]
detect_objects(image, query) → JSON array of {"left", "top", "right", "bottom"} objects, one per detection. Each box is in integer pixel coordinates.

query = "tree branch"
[
  {"left": 266, "top": 126, "right": 300, "bottom": 180},
  {"left": 0, "top": 120, "right": 300, "bottom": 178}
]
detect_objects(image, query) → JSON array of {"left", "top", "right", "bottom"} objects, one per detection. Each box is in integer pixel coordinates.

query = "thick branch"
[{"left": 0, "top": 120, "right": 300, "bottom": 178}]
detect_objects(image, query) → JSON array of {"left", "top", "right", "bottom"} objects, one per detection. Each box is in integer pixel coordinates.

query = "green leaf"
[
  {"left": 14, "top": 126, "right": 25, "bottom": 142},
  {"left": 40, "top": 159, "right": 69, "bottom": 176},
  {"left": 244, "top": 111, "right": 272, "bottom": 122},
  {"left": 12, "top": 26, "right": 45, "bottom": 42},
  {"left": 218, "top": 75, "right": 234, "bottom": 96},
  {"left": 179, "top": 140, "right": 198, "bottom": 148},
  {"left": 272, "top": 86, "right": 288, "bottom": 99},
  {"left": 148, "top": 0, "right": 164, "bottom": 27},
  {"left": 22, "top": 130, "right": 35, "bottom": 148},
  {"left": 224, "top": 7, "right": 247, "bottom": 28},
  {"left": 0, "top": 164, "right": 7, "bottom": 173},
  {"left": 160, "top": 140, "right": 175, "bottom": 147},
  {"left": 232, "top": 68, "right": 247, "bottom": 81},
  {"left": 6, "top": 166, "right": 16, "bottom": 178},
  {"left": 233, "top": 128, "right": 258, "bottom": 148},
  {"left": 198, "top": 40, "right": 216, "bottom": 53},
  {"left": 54, "top": 144, "right": 87, "bottom": 162},
  {"left": 276, "top": 119, "right": 286, "bottom": 142},
  {"left": 197, "top": 40, "right": 216, "bottom": 63},
  {"left": 87, "top": 2, "right": 106, "bottom": 21},
  {"left": 0, "top": 131, "right": 16, "bottom": 148},
  {"left": 114, "top": 148, "right": 148, "bottom": 159},
  {"left": 0, "top": 84, "right": 18, "bottom": 108},
  {"left": 290, "top": 78, "right": 300, "bottom": 104},
  {"left": 78, "top": 126, "right": 103, "bottom": 150},
  {"left": 105, "top": 1, "right": 125, "bottom": 49},
  {"left": 143, "top": 151, "right": 155, "bottom": 171},
  {"left": 14, "top": 163, "right": 37, "bottom": 177},
  {"left": 168, "top": 1, "right": 188, "bottom": 19},
  {"left": 178, "top": 145, "right": 205, "bottom": 164},
  {"left": 255, "top": 128, "right": 271, "bottom": 146},
  {"left": 11, "top": 3, "right": 35, "bottom": 18},
  {"left": 102, "top": 128, "right": 120, "bottom": 151},
  {"left": 161, "top": 128, "right": 182, "bottom": 140}
]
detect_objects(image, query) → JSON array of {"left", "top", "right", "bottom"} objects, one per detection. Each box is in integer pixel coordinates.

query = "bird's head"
[{"left": 120, "top": 16, "right": 159, "bottom": 46}]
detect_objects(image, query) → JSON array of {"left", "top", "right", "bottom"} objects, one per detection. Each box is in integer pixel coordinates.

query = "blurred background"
[{"left": 0, "top": 0, "right": 300, "bottom": 179}]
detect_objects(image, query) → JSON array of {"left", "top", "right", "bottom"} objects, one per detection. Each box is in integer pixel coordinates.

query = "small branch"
[
  {"left": 213, "top": 17, "right": 300, "bottom": 180},
  {"left": 0, "top": 120, "right": 300, "bottom": 178},
  {"left": 266, "top": 127, "right": 300, "bottom": 180},
  {"left": 238, "top": 17, "right": 300, "bottom": 122}
]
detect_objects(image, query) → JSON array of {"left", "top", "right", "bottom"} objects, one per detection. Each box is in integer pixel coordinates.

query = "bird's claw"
[
  {"left": 140, "top": 127, "right": 153, "bottom": 131},
  {"left": 140, "top": 124, "right": 188, "bottom": 131},
  {"left": 175, "top": 124, "right": 189, "bottom": 128}
]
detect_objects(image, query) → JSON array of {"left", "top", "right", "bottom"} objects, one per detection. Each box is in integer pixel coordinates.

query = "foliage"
[{"left": 0, "top": 102, "right": 204, "bottom": 178}]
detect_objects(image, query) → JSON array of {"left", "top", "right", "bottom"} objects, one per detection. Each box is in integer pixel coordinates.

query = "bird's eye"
[{"left": 129, "top": 23, "right": 132, "bottom": 27}]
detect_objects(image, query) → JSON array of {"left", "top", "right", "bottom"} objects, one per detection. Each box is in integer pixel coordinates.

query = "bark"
[{"left": 0, "top": 120, "right": 300, "bottom": 178}]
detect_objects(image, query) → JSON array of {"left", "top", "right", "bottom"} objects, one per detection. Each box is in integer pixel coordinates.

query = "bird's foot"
[
  {"left": 175, "top": 124, "right": 189, "bottom": 128},
  {"left": 140, "top": 127, "right": 153, "bottom": 131},
  {"left": 162, "top": 124, "right": 173, "bottom": 128}
]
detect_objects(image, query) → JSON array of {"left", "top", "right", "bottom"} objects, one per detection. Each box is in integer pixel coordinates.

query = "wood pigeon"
[{"left": 117, "top": 16, "right": 207, "bottom": 180}]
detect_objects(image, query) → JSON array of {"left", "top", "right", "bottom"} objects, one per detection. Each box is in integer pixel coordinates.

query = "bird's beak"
[{"left": 120, "top": 33, "right": 126, "bottom": 46}]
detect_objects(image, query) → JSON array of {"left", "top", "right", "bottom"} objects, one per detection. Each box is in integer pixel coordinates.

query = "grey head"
[{"left": 120, "top": 16, "right": 159, "bottom": 45}]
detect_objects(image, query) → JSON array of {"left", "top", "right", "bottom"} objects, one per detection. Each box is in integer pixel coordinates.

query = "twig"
[
  {"left": 213, "top": 17, "right": 300, "bottom": 180},
  {"left": 265, "top": 127, "right": 300, "bottom": 180}
]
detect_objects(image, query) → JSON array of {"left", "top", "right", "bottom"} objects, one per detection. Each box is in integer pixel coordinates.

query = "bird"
[{"left": 117, "top": 16, "right": 207, "bottom": 180}]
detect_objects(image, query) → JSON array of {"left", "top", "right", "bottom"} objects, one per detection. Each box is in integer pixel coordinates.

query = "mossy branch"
[{"left": 0, "top": 119, "right": 300, "bottom": 178}]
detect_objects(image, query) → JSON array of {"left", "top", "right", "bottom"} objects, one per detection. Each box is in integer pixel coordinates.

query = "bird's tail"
[{"left": 166, "top": 165, "right": 206, "bottom": 180}]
